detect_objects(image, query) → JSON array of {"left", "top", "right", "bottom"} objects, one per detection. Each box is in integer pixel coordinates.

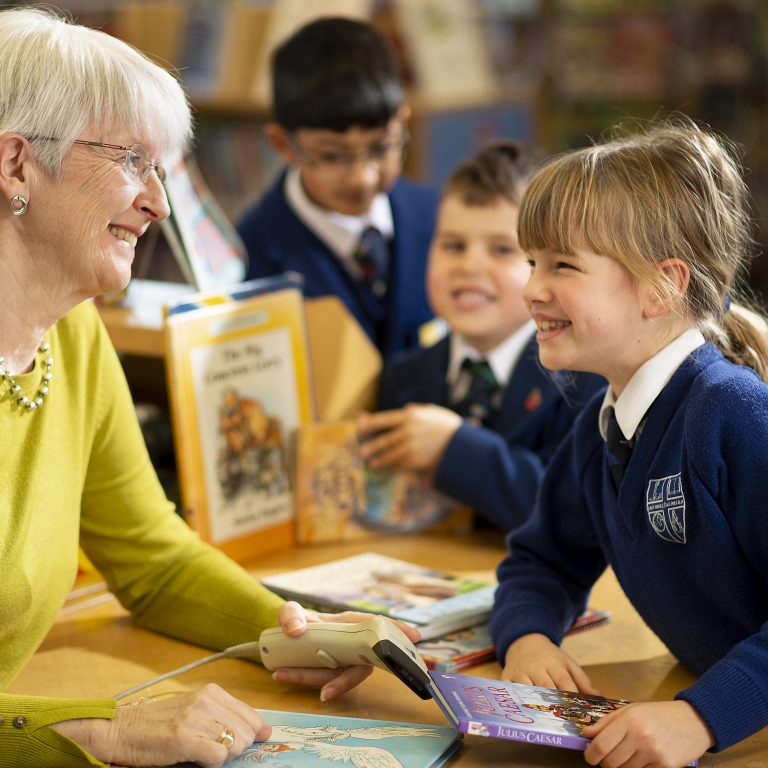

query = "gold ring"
[{"left": 216, "top": 726, "right": 235, "bottom": 748}]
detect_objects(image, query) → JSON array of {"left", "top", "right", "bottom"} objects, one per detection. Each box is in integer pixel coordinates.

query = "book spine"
[
  {"left": 457, "top": 719, "right": 588, "bottom": 751},
  {"left": 394, "top": 585, "right": 496, "bottom": 624}
]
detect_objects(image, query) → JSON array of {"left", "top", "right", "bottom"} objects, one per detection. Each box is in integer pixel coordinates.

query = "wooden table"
[{"left": 9, "top": 534, "right": 767, "bottom": 766}]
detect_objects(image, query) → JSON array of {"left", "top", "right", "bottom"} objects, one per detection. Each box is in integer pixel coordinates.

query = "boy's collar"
[
  {"left": 284, "top": 167, "right": 393, "bottom": 260},
  {"left": 447, "top": 320, "right": 537, "bottom": 389}
]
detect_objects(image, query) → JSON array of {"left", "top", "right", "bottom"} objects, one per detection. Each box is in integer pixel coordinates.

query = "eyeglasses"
[
  {"left": 71, "top": 140, "right": 167, "bottom": 183},
  {"left": 286, "top": 128, "right": 409, "bottom": 175}
]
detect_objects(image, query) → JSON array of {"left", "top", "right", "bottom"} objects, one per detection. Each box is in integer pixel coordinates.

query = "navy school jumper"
[
  {"left": 492, "top": 343, "right": 768, "bottom": 752},
  {"left": 237, "top": 171, "right": 438, "bottom": 359},
  {"left": 377, "top": 333, "right": 605, "bottom": 531}
]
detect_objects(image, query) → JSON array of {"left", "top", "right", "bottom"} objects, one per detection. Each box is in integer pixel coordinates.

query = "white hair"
[{"left": 0, "top": 7, "right": 192, "bottom": 175}]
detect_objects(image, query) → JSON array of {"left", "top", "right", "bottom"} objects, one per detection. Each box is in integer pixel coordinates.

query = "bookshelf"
[{"left": 32, "top": 0, "right": 768, "bottom": 293}]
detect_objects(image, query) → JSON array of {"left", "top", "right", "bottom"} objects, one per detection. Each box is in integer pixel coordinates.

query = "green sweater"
[{"left": 0, "top": 301, "right": 285, "bottom": 767}]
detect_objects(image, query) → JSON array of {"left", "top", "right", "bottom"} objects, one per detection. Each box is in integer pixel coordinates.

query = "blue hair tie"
[{"left": 723, "top": 294, "right": 732, "bottom": 312}]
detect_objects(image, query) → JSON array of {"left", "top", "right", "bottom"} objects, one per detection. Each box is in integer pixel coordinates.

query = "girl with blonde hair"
[{"left": 491, "top": 118, "right": 768, "bottom": 767}]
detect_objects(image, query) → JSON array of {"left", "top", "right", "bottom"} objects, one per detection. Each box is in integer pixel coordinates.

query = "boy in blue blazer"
[
  {"left": 358, "top": 143, "right": 602, "bottom": 531},
  {"left": 236, "top": 17, "right": 437, "bottom": 358}
]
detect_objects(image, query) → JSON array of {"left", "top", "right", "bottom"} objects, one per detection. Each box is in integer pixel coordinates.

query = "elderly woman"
[{"left": 0, "top": 8, "right": 418, "bottom": 768}]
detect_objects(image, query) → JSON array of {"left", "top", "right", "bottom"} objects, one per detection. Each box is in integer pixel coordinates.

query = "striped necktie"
[
  {"left": 456, "top": 358, "right": 499, "bottom": 426},
  {"left": 353, "top": 225, "right": 389, "bottom": 297}
]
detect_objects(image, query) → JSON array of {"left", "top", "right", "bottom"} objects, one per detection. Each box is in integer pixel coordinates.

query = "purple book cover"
[
  {"left": 429, "top": 671, "right": 628, "bottom": 750},
  {"left": 429, "top": 671, "right": 699, "bottom": 766}
]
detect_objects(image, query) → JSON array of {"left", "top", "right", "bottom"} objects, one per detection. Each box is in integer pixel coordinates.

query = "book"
[
  {"left": 294, "top": 421, "right": 369, "bottom": 543},
  {"left": 164, "top": 275, "right": 314, "bottom": 562},
  {"left": 175, "top": 709, "right": 460, "bottom": 768},
  {"left": 417, "top": 608, "right": 611, "bottom": 673},
  {"left": 160, "top": 154, "right": 247, "bottom": 292},
  {"left": 260, "top": 552, "right": 495, "bottom": 641},
  {"left": 428, "top": 671, "right": 698, "bottom": 765},
  {"left": 294, "top": 421, "right": 472, "bottom": 543},
  {"left": 390, "top": 0, "right": 500, "bottom": 103}
]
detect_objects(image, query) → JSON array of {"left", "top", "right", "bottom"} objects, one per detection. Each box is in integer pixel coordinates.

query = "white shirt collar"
[
  {"left": 599, "top": 328, "right": 706, "bottom": 441},
  {"left": 285, "top": 167, "right": 394, "bottom": 268},
  {"left": 447, "top": 320, "right": 537, "bottom": 389}
]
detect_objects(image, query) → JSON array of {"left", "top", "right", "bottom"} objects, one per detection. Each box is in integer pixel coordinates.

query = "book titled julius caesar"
[{"left": 428, "top": 672, "right": 698, "bottom": 765}]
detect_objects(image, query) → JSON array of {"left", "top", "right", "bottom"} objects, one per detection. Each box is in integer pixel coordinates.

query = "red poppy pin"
[{"left": 524, "top": 387, "right": 543, "bottom": 412}]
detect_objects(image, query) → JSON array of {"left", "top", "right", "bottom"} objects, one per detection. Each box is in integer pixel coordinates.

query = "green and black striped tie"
[{"left": 456, "top": 358, "right": 499, "bottom": 426}]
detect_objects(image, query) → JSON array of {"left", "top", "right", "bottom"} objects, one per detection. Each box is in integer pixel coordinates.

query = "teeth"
[
  {"left": 538, "top": 319, "right": 570, "bottom": 331},
  {"left": 455, "top": 290, "right": 490, "bottom": 302},
  {"left": 109, "top": 226, "right": 137, "bottom": 247}
]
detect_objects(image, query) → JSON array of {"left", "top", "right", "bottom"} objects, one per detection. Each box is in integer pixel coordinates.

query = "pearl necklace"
[{"left": 0, "top": 342, "right": 54, "bottom": 412}]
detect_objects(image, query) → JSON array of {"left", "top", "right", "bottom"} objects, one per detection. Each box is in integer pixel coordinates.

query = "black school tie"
[
  {"left": 456, "top": 358, "right": 499, "bottom": 427},
  {"left": 353, "top": 225, "right": 389, "bottom": 297},
  {"left": 605, "top": 408, "right": 633, "bottom": 491}
]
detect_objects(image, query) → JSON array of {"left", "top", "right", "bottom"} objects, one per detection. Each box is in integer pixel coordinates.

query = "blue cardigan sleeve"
[{"left": 490, "top": 427, "right": 607, "bottom": 662}]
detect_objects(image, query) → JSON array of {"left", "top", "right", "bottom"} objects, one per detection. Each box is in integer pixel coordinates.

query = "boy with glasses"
[{"left": 236, "top": 17, "right": 438, "bottom": 358}]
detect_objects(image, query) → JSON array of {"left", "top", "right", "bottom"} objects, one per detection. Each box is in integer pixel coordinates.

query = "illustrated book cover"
[
  {"left": 260, "top": 552, "right": 495, "bottom": 641},
  {"left": 176, "top": 709, "right": 460, "bottom": 768},
  {"left": 161, "top": 154, "right": 247, "bottom": 292},
  {"left": 164, "top": 275, "right": 314, "bottom": 562},
  {"left": 294, "top": 421, "right": 471, "bottom": 544},
  {"left": 428, "top": 671, "right": 697, "bottom": 765},
  {"left": 417, "top": 609, "right": 611, "bottom": 673}
]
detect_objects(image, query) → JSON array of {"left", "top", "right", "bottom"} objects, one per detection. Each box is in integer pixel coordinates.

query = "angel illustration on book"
[{"left": 238, "top": 723, "right": 445, "bottom": 767}]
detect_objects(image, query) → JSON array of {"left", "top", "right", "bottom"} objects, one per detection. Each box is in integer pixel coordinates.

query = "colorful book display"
[
  {"left": 164, "top": 276, "right": 314, "bottom": 562},
  {"left": 260, "top": 552, "right": 495, "bottom": 641},
  {"left": 417, "top": 608, "right": 611, "bottom": 673},
  {"left": 294, "top": 421, "right": 472, "bottom": 543}
]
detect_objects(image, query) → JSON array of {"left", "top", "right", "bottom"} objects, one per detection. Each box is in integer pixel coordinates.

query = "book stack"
[
  {"left": 417, "top": 608, "right": 611, "bottom": 673},
  {"left": 260, "top": 552, "right": 495, "bottom": 642}
]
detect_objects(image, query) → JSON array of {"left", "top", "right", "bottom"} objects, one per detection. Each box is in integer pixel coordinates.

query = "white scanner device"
[{"left": 259, "top": 615, "right": 433, "bottom": 700}]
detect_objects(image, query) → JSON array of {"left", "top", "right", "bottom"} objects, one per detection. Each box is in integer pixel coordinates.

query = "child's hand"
[
  {"left": 357, "top": 405, "right": 462, "bottom": 471},
  {"left": 582, "top": 700, "right": 713, "bottom": 768},
  {"left": 501, "top": 633, "right": 600, "bottom": 695}
]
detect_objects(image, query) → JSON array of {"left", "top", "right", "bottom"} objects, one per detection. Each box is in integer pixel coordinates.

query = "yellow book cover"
[{"left": 164, "top": 277, "right": 314, "bottom": 562}]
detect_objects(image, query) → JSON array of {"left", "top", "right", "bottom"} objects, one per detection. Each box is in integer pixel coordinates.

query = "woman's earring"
[{"left": 10, "top": 194, "right": 28, "bottom": 216}]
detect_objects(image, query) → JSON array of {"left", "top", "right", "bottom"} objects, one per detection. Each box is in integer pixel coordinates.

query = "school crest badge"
[{"left": 645, "top": 474, "right": 686, "bottom": 543}]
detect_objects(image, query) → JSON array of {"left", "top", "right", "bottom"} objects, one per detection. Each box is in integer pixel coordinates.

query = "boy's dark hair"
[
  {"left": 443, "top": 141, "right": 545, "bottom": 207},
  {"left": 272, "top": 17, "right": 404, "bottom": 132}
]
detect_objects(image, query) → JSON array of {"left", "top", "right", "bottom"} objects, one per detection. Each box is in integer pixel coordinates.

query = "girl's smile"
[{"left": 524, "top": 245, "right": 688, "bottom": 395}]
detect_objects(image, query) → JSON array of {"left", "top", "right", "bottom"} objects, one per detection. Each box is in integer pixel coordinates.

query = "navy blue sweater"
[
  {"left": 237, "top": 172, "right": 437, "bottom": 358},
  {"left": 378, "top": 334, "right": 604, "bottom": 531},
  {"left": 492, "top": 343, "right": 768, "bottom": 751}
]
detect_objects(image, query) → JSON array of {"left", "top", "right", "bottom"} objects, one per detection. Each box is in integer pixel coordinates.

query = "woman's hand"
[
  {"left": 501, "top": 633, "right": 600, "bottom": 695},
  {"left": 273, "top": 602, "right": 421, "bottom": 700},
  {"left": 582, "top": 700, "right": 713, "bottom": 768},
  {"left": 357, "top": 405, "right": 462, "bottom": 471},
  {"left": 52, "top": 684, "right": 270, "bottom": 768}
]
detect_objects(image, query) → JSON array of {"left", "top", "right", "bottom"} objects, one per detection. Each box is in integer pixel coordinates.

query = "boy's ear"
[
  {"left": 264, "top": 123, "right": 298, "bottom": 165},
  {"left": 643, "top": 258, "right": 691, "bottom": 318},
  {"left": 0, "top": 132, "right": 30, "bottom": 201}
]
